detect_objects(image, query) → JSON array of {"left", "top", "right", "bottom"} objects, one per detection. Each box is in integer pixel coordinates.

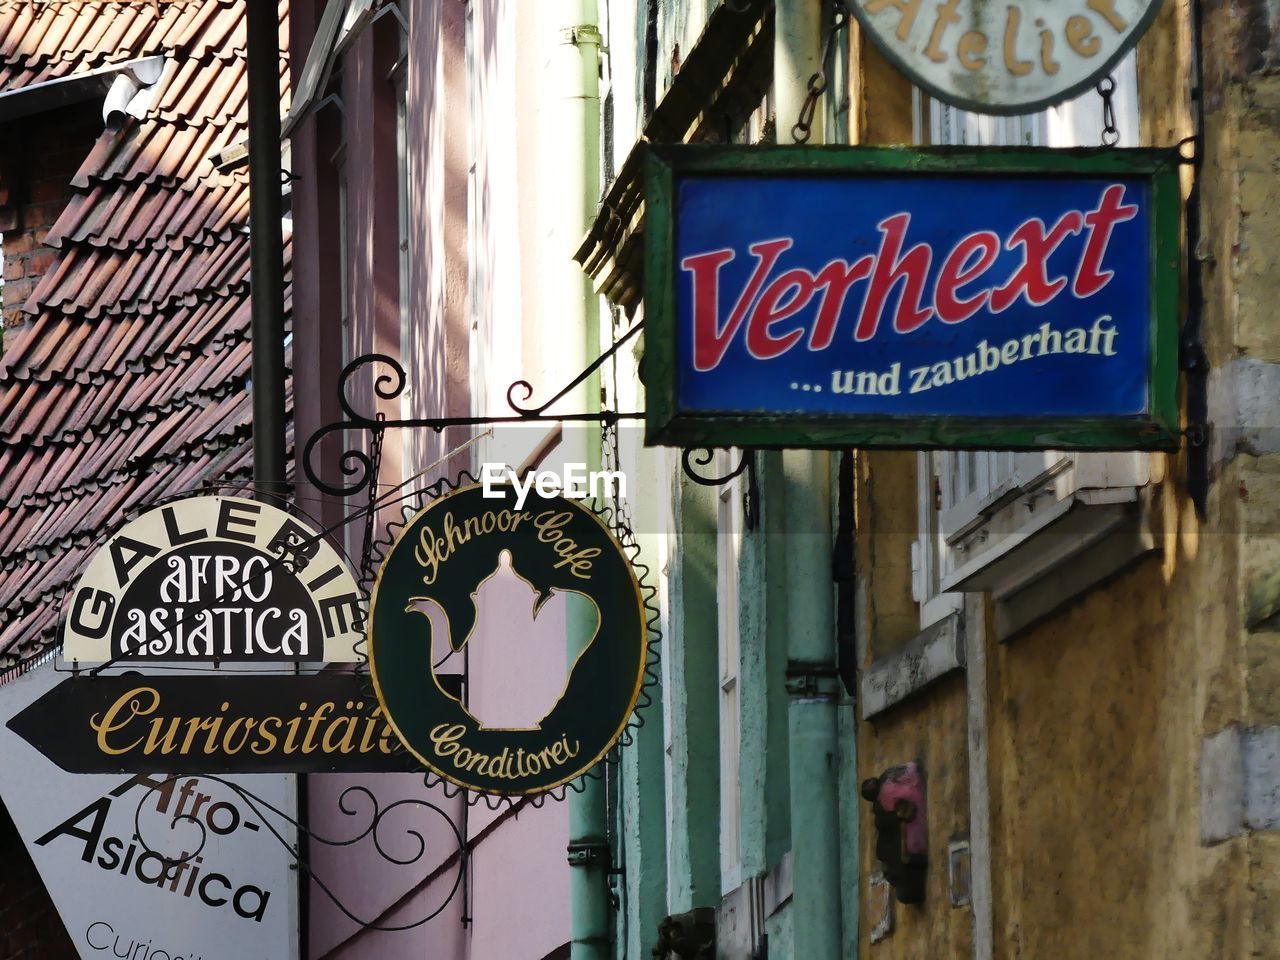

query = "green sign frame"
[{"left": 643, "top": 145, "right": 1182, "bottom": 451}]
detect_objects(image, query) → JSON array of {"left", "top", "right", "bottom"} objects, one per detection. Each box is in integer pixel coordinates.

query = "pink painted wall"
[{"left": 290, "top": 0, "right": 573, "bottom": 957}]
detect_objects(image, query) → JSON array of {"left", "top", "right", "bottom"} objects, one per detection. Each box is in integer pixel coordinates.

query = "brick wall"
[
  {"left": 0, "top": 102, "right": 100, "bottom": 337},
  {"left": 0, "top": 801, "right": 76, "bottom": 959}
]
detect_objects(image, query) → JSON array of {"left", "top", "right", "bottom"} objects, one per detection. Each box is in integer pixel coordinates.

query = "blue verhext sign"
[{"left": 643, "top": 146, "right": 1180, "bottom": 450}]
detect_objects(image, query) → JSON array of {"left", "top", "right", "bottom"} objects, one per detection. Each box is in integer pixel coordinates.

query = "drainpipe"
[
  {"left": 245, "top": 3, "right": 296, "bottom": 956},
  {"left": 964, "top": 594, "right": 994, "bottom": 960},
  {"left": 776, "top": 3, "right": 843, "bottom": 959},
  {"left": 548, "top": 3, "right": 608, "bottom": 959},
  {"left": 246, "top": 0, "right": 287, "bottom": 494}
]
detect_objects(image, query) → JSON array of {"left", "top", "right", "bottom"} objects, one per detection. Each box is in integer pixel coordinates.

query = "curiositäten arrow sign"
[{"left": 6, "top": 673, "right": 423, "bottom": 774}]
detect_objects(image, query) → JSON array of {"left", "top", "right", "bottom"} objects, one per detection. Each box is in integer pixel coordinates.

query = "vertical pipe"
[
  {"left": 775, "top": 0, "right": 825, "bottom": 146},
  {"left": 776, "top": 3, "right": 842, "bottom": 958},
  {"left": 964, "top": 594, "right": 995, "bottom": 959},
  {"left": 246, "top": 0, "right": 287, "bottom": 493},
  {"left": 245, "top": 6, "right": 295, "bottom": 955},
  {"left": 1182, "top": 0, "right": 1208, "bottom": 518},
  {"left": 546, "top": 3, "right": 608, "bottom": 959},
  {"left": 826, "top": 26, "right": 860, "bottom": 958}
]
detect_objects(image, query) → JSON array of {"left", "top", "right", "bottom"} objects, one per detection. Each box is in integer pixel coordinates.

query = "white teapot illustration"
[{"left": 406, "top": 549, "right": 601, "bottom": 730}]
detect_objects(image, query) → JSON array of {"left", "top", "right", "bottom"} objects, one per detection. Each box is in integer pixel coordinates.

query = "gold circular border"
[{"left": 367, "top": 481, "right": 649, "bottom": 796}]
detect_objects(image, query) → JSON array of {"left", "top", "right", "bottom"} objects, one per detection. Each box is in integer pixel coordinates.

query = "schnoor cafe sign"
[
  {"left": 367, "top": 483, "right": 649, "bottom": 796},
  {"left": 63, "top": 496, "right": 364, "bottom": 664}
]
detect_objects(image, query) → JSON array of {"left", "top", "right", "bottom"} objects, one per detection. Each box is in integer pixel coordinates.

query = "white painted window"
[
  {"left": 659, "top": 456, "right": 678, "bottom": 900},
  {"left": 717, "top": 450, "right": 743, "bottom": 893},
  {"left": 913, "top": 56, "right": 1151, "bottom": 631},
  {"left": 335, "top": 0, "right": 377, "bottom": 54}
]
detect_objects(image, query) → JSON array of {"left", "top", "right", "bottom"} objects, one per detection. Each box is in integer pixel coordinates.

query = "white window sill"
[
  {"left": 942, "top": 488, "right": 1157, "bottom": 641},
  {"left": 861, "top": 612, "right": 965, "bottom": 719}
]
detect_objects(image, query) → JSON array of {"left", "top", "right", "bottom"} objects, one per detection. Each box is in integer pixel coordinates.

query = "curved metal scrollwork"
[
  {"left": 304, "top": 325, "right": 646, "bottom": 498},
  {"left": 300, "top": 353, "right": 402, "bottom": 497},
  {"left": 338, "top": 353, "right": 407, "bottom": 422},
  {"left": 681, "top": 448, "right": 751, "bottom": 486},
  {"left": 131, "top": 776, "right": 467, "bottom": 932}
]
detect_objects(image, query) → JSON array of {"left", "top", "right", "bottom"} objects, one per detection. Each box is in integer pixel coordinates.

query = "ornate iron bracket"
[
  {"left": 305, "top": 325, "right": 767, "bottom": 536},
  {"left": 303, "top": 324, "right": 646, "bottom": 497}
]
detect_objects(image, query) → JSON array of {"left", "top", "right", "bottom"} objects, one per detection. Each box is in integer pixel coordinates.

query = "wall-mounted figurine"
[{"left": 862, "top": 762, "right": 928, "bottom": 904}]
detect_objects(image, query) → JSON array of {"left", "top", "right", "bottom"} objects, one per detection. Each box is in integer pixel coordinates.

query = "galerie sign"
[
  {"left": 369, "top": 483, "right": 648, "bottom": 795},
  {"left": 0, "top": 666, "right": 296, "bottom": 959},
  {"left": 849, "top": 0, "right": 1163, "bottom": 114},
  {"left": 644, "top": 145, "right": 1180, "bottom": 450},
  {"left": 7, "top": 673, "right": 419, "bottom": 773},
  {"left": 64, "top": 496, "right": 364, "bottom": 663}
]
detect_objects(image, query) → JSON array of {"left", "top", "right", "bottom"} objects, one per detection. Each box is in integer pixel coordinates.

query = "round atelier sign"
[
  {"left": 368, "top": 484, "right": 648, "bottom": 795},
  {"left": 849, "top": 0, "right": 1163, "bottom": 115}
]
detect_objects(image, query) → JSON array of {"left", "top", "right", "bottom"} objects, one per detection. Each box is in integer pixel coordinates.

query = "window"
[
  {"left": 717, "top": 450, "right": 743, "bottom": 892},
  {"left": 336, "top": 0, "right": 378, "bottom": 55},
  {"left": 658, "top": 454, "right": 678, "bottom": 890},
  {"left": 914, "top": 56, "right": 1154, "bottom": 637}
]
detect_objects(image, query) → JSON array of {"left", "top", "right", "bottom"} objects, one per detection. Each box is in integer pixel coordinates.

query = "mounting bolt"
[
  {"left": 567, "top": 839, "right": 610, "bottom": 868},
  {"left": 1180, "top": 341, "right": 1208, "bottom": 373}
]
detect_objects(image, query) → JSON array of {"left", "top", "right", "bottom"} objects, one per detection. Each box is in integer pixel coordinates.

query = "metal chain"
[
  {"left": 791, "top": 4, "right": 849, "bottom": 144},
  {"left": 358, "top": 418, "right": 386, "bottom": 585},
  {"left": 1097, "top": 75, "right": 1120, "bottom": 147}
]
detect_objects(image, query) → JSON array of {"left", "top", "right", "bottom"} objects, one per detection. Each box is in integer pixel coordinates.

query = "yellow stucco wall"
[
  {"left": 989, "top": 556, "right": 1192, "bottom": 958},
  {"left": 857, "top": 672, "right": 974, "bottom": 960},
  {"left": 855, "top": 1, "right": 1280, "bottom": 956}
]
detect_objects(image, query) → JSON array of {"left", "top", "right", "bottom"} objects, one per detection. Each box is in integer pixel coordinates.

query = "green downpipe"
[
  {"left": 775, "top": 3, "right": 843, "bottom": 959},
  {"left": 550, "top": 2, "right": 609, "bottom": 958}
]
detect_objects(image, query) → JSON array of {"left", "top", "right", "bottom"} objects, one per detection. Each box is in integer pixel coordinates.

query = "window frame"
[{"left": 716, "top": 449, "right": 744, "bottom": 894}]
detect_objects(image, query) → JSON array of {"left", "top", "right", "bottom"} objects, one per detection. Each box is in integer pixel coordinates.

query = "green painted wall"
[
  {"left": 611, "top": 457, "right": 670, "bottom": 959},
  {"left": 604, "top": 3, "right": 863, "bottom": 957},
  {"left": 766, "top": 901, "right": 794, "bottom": 958},
  {"left": 732, "top": 463, "right": 788, "bottom": 885},
  {"left": 663, "top": 474, "right": 721, "bottom": 913}
]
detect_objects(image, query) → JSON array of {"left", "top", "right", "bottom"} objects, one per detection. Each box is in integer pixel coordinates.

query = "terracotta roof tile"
[
  {"left": 0, "top": 1, "right": 268, "bottom": 92},
  {"left": 0, "top": 0, "right": 292, "bottom": 664}
]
